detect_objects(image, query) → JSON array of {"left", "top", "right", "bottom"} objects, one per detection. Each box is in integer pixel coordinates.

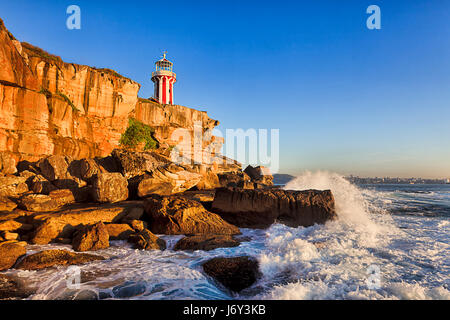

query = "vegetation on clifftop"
[
  {"left": 120, "top": 118, "right": 159, "bottom": 150},
  {"left": 21, "top": 42, "right": 62, "bottom": 63}
]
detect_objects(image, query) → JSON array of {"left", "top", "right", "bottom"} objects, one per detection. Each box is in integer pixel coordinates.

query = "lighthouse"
[{"left": 152, "top": 52, "right": 177, "bottom": 105}]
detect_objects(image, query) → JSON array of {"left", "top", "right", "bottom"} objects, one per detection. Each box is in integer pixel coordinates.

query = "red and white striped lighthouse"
[{"left": 152, "top": 52, "right": 176, "bottom": 105}]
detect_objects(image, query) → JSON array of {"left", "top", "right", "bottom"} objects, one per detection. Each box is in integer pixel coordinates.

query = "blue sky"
[{"left": 1, "top": 0, "right": 449, "bottom": 178}]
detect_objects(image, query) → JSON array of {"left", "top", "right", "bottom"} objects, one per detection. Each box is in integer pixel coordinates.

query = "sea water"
[{"left": 3, "top": 172, "right": 449, "bottom": 300}]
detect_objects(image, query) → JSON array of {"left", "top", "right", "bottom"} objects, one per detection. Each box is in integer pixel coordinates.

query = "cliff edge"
[{"left": 0, "top": 17, "right": 219, "bottom": 162}]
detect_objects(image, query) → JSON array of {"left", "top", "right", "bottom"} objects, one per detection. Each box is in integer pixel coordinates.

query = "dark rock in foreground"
[
  {"left": 15, "top": 249, "right": 105, "bottom": 270},
  {"left": 0, "top": 274, "right": 35, "bottom": 299},
  {"left": 202, "top": 256, "right": 260, "bottom": 292},
  {"left": 144, "top": 195, "right": 240, "bottom": 235},
  {"left": 174, "top": 234, "right": 240, "bottom": 251},
  {"left": 211, "top": 188, "right": 337, "bottom": 229}
]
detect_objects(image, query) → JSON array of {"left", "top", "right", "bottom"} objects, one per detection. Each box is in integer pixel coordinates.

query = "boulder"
[
  {"left": 202, "top": 256, "right": 260, "bottom": 292},
  {"left": 174, "top": 234, "right": 240, "bottom": 251},
  {"left": 129, "top": 220, "right": 146, "bottom": 232},
  {"left": 195, "top": 171, "right": 221, "bottom": 190},
  {"left": 144, "top": 195, "right": 240, "bottom": 235},
  {"left": 48, "top": 189, "right": 76, "bottom": 207},
  {"left": 91, "top": 173, "right": 129, "bottom": 203},
  {"left": 0, "top": 152, "right": 17, "bottom": 175},
  {"left": 30, "top": 202, "right": 138, "bottom": 244},
  {"left": 121, "top": 207, "right": 144, "bottom": 222},
  {"left": 217, "top": 171, "right": 253, "bottom": 189},
  {"left": 19, "top": 170, "right": 37, "bottom": 179},
  {"left": 0, "top": 176, "right": 28, "bottom": 197},
  {"left": 0, "top": 243, "right": 26, "bottom": 271},
  {"left": 211, "top": 188, "right": 337, "bottom": 229},
  {"left": 112, "top": 149, "right": 169, "bottom": 179},
  {"left": 18, "top": 194, "right": 59, "bottom": 212},
  {"left": 0, "top": 220, "right": 23, "bottom": 232},
  {"left": 136, "top": 164, "right": 202, "bottom": 197},
  {"left": 78, "top": 158, "right": 105, "bottom": 181},
  {"left": 105, "top": 223, "right": 134, "bottom": 240},
  {"left": 72, "top": 222, "right": 109, "bottom": 252},
  {"left": 244, "top": 165, "right": 274, "bottom": 186},
  {"left": 28, "top": 174, "right": 57, "bottom": 195},
  {"left": 0, "top": 231, "right": 19, "bottom": 241},
  {"left": 15, "top": 249, "right": 104, "bottom": 270},
  {"left": 128, "top": 229, "right": 166, "bottom": 250},
  {"left": 0, "top": 196, "right": 17, "bottom": 212},
  {"left": 38, "top": 155, "right": 72, "bottom": 181}
]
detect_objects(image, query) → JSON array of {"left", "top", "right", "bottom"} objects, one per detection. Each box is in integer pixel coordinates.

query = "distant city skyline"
[{"left": 1, "top": 0, "right": 449, "bottom": 178}]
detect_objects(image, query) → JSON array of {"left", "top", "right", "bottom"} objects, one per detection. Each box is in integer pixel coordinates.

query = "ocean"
[{"left": 5, "top": 172, "right": 449, "bottom": 300}]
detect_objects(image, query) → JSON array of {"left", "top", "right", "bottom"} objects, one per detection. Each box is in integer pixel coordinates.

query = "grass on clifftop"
[
  {"left": 120, "top": 118, "right": 159, "bottom": 150},
  {"left": 21, "top": 42, "right": 62, "bottom": 63}
]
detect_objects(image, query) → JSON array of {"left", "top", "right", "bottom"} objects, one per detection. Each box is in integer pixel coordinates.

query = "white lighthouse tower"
[{"left": 152, "top": 52, "right": 177, "bottom": 105}]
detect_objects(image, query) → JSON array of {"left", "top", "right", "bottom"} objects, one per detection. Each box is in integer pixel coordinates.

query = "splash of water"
[{"left": 284, "top": 171, "right": 391, "bottom": 241}]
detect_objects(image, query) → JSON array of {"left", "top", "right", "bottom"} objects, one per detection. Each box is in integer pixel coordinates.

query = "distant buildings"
[{"left": 345, "top": 175, "right": 450, "bottom": 185}]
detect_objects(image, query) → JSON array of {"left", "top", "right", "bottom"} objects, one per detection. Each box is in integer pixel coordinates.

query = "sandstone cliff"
[{"left": 0, "top": 18, "right": 221, "bottom": 163}]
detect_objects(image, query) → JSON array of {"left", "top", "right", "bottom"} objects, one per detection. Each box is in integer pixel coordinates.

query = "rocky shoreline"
[
  {"left": 0, "top": 16, "right": 337, "bottom": 299},
  {"left": 0, "top": 149, "right": 336, "bottom": 299}
]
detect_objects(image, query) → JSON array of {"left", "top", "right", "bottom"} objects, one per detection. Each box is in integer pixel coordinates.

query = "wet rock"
[
  {"left": 211, "top": 188, "right": 337, "bottom": 229},
  {"left": 128, "top": 229, "right": 166, "bottom": 250},
  {"left": 0, "top": 274, "right": 34, "bottom": 299},
  {"left": 72, "top": 222, "right": 109, "bottom": 252},
  {"left": 105, "top": 223, "right": 134, "bottom": 240},
  {"left": 112, "top": 281, "right": 147, "bottom": 298},
  {"left": 144, "top": 195, "right": 240, "bottom": 235},
  {"left": 15, "top": 249, "right": 104, "bottom": 270},
  {"left": 91, "top": 173, "right": 128, "bottom": 203},
  {"left": 0, "top": 243, "right": 26, "bottom": 271},
  {"left": 202, "top": 256, "right": 260, "bottom": 292},
  {"left": 174, "top": 234, "right": 240, "bottom": 251}
]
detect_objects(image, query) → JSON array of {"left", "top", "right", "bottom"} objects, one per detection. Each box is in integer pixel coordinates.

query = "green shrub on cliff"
[
  {"left": 120, "top": 118, "right": 158, "bottom": 150},
  {"left": 56, "top": 91, "right": 78, "bottom": 113}
]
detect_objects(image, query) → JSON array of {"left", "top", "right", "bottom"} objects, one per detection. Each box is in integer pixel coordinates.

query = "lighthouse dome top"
[{"left": 155, "top": 52, "right": 173, "bottom": 72}]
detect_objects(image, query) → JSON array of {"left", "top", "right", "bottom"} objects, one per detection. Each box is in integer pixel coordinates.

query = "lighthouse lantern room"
[{"left": 152, "top": 52, "right": 177, "bottom": 105}]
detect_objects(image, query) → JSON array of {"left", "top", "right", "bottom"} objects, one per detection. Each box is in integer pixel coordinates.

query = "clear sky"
[{"left": 1, "top": 0, "right": 449, "bottom": 178}]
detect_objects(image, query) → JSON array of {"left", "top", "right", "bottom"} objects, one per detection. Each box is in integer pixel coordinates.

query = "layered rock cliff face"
[{"left": 0, "top": 18, "right": 220, "bottom": 163}]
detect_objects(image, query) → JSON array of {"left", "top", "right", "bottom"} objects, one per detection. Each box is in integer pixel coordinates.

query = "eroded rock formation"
[
  {"left": 211, "top": 188, "right": 337, "bottom": 228},
  {"left": 0, "top": 18, "right": 222, "bottom": 164}
]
